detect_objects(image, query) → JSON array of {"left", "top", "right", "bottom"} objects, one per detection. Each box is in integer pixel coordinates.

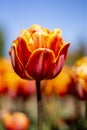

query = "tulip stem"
[{"left": 36, "top": 80, "right": 42, "bottom": 130}]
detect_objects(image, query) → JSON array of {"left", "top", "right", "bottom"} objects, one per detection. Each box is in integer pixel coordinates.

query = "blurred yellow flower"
[
  {"left": 42, "top": 66, "right": 72, "bottom": 96},
  {"left": 69, "top": 57, "right": 87, "bottom": 100}
]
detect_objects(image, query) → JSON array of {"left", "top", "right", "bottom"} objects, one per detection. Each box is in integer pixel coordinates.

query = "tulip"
[
  {"left": 2, "top": 112, "right": 30, "bottom": 130},
  {"left": 9, "top": 24, "right": 70, "bottom": 81},
  {"left": 9, "top": 24, "right": 70, "bottom": 130},
  {"left": 68, "top": 57, "right": 87, "bottom": 125},
  {"left": 68, "top": 57, "right": 87, "bottom": 100}
]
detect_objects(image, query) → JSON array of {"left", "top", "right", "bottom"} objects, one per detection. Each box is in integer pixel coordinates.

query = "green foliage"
[{"left": 0, "top": 30, "right": 4, "bottom": 57}]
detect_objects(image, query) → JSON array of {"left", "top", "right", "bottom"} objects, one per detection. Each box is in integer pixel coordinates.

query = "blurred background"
[
  {"left": 0, "top": 0, "right": 87, "bottom": 64},
  {"left": 0, "top": 0, "right": 87, "bottom": 130}
]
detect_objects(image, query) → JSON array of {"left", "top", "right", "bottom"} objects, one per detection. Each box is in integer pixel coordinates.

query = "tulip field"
[
  {"left": 0, "top": 25, "right": 87, "bottom": 130},
  {"left": 0, "top": 57, "right": 87, "bottom": 130}
]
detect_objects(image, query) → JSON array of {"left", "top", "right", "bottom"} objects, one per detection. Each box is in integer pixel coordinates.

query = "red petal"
[
  {"left": 52, "top": 43, "right": 70, "bottom": 78},
  {"left": 10, "top": 45, "right": 32, "bottom": 79},
  {"left": 25, "top": 48, "right": 55, "bottom": 80},
  {"left": 16, "top": 37, "right": 31, "bottom": 66},
  {"left": 58, "top": 43, "right": 70, "bottom": 60},
  {"left": 47, "top": 34, "right": 64, "bottom": 57},
  {"left": 39, "top": 43, "right": 70, "bottom": 79},
  {"left": 10, "top": 45, "right": 24, "bottom": 75}
]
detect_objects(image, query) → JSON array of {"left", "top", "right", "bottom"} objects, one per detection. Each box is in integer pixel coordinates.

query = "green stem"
[{"left": 36, "top": 80, "right": 42, "bottom": 130}]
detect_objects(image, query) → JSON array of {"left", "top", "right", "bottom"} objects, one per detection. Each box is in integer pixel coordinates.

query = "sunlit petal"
[{"left": 15, "top": 37, "right": 31, "bottom": 66}]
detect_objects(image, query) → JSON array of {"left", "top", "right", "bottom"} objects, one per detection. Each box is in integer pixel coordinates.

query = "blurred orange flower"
[
  {"left": 0, "top": 58, "right": 9, "bottom": 95},
  {"left": 42, "top": 66, "right": 72, "bottom": 96},
  {"left": 68, "top": 57, "right": 87, "bottom": 100},
  {"left": 2, "top": 112, "right": 30, "bottom": 130},
  {"left": 15, "top": 79, "right": 36, "bottom": 97},
  {"left": 0, "top": 58, "right": 36, "bottom": 98},
  {"left": 9, "top": 24, "right": 70, "bottom": 80}
]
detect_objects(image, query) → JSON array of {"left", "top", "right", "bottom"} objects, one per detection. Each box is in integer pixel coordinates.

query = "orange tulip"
[
  {"left": 2, "top": 112, "right": 13, "bottom": 130},
  {"left": 43, "top": 66, "right": 72, "bottom": 96},
  {"left": 0, "top": 58, "right": 9, "bottom": 95},
  {"left": 2, "top": 112, "right": 30, "bottom": 130},
  {"left": 68, "top": 57, "right": 87, "bottom": 100},
  {"left": 53, "top": 66, "right": 72, "bottom": 96},
  {"left": 9, "top": 24, "right": 70, "bottom": 80}
]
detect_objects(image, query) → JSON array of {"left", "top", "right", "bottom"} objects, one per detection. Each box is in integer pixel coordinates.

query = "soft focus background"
[
  {"left": 0, "top": 0, "right": 87, "bottom": 60},
  {"left": 0, "top": 0, "right": 87, "bottom": 130}
]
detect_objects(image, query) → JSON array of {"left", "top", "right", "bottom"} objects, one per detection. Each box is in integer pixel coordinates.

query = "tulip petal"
[
  {"left": 58, "top": 43, "right": 70, "bottom": 60},
  {"left": 52, "top": 43, "right": 70, "bottom": 78},
  {"left": 10, "top": 45, "right": 32, "bottom": 79},
  {"left": 31, "top": 32, "right": 48, "bottom": 49},
  {"left": 10, "top": 45, "right": 24, "bottom": 75},
  {"left": 39, "top": 43, "right": 70, "bottom": 79},
  {"left": 47, "top": 33, "right": 64, "bottom": 57},
  {"left": 16, "top": 37, "right": 31, "bottom": 66},
  {"left": 25, "top": 48, "right": 55, "bottom": 80}
]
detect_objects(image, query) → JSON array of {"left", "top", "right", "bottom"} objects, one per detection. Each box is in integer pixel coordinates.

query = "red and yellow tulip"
[{"left": 9, "top": 24, "right": 70, "bottom": 80}]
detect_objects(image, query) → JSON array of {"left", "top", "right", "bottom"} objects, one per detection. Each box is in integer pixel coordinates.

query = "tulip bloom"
[
  {"left": 2, "top": 112, "right": 30, "bottom": 130},
  {"left": 9, "top": 24, "right": 70, "bottom": 80},
  {"left": 68, "top": 57, "right": 87, "bottom": 100}
]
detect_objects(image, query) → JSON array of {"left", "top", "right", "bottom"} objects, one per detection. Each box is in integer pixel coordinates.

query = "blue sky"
[{"left": 0, "top": 0, "right": 87, "bottom": 56}]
